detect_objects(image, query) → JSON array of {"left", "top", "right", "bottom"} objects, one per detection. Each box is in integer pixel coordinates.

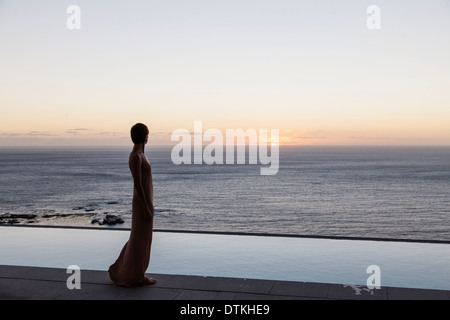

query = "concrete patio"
[{"left": 1, "top": 264, "right": 449, "bottom": 300}]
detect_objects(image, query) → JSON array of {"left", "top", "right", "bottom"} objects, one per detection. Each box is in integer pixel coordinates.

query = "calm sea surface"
[{"left": 0, "top": 146, "right": 449, "bottom": 241}]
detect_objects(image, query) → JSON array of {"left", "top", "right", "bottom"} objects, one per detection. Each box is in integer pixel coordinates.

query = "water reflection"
[{"left": 1, "top": 226, "right": 449, "bottom": 290}]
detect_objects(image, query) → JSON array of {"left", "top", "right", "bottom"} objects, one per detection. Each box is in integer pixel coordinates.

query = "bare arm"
[{"left": 130, "top": 153, "right": 154, "bottom": 218}]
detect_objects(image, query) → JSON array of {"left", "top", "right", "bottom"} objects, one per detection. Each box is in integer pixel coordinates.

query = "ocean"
[{"left": 0, "top": 146, "right": 449, "bottom": 241}]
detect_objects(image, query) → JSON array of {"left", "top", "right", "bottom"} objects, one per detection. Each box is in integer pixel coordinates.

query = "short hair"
[{"left": 130, "top": 123, "right": 149, "bottom": 144}]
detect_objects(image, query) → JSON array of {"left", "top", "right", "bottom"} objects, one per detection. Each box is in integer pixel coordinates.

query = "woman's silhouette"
[{"left": 109, "top": 123, "right": 156, "bottom": 286}]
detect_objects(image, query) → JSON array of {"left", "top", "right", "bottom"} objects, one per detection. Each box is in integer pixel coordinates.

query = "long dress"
[{"left": 108, "top": 153, "right": 153, "bottom": 286}]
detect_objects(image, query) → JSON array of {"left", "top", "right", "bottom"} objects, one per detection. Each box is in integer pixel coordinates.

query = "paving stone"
[
  {"left": 161, "top": 274, "right": 222, "bottom": 291},
  {"left": 387, "top": 287, "right": 450, "bottom": 300},
  {"left": 174, "top": 289, "right": 226, "bottom": 300},
  {"left": 117, "top": 286, "right": 183, "bottom": 300},
  {"left": 59, "top": 283, "right": 126, "bottom": 300},
  {"left": 0, "top": 264, "right": 31, "bottom": 278},
  {"left": 327, "top": 284, "right": 388, "bottom": 300},
  {"left": 0, "top": 278, "right": 66, "bottom": 300},
  {"left": 214, "top": 277, "right": 275, "bottom": 294},
  {"left": 233, "top": 292, "right": 305, "bottom": 300},
  {"left": 269, "top": 280, "right": 330, "bottom": 298}
]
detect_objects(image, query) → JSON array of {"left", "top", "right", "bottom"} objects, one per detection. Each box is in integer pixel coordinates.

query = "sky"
[{"left": 0, "top": 0, "right": 450, "bottom": 146}]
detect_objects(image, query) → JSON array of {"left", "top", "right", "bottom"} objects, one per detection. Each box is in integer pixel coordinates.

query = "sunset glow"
[{"left": 1, "top": 0, "right": 449, "bottom": 146}]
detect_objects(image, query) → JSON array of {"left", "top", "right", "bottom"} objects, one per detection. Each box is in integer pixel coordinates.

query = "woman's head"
[{"left": 130, "top": 123, "right": 149, "bottom": 144}]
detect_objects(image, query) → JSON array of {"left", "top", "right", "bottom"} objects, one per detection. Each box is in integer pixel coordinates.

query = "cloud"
[
  {"left": 66, "top": 128, "right": 90, "bottom": 135},
  {"left": 150, "top": 131, "right": 172, "bottom": 136},
  {"left": 25, "top": 131, "right": 55, "bottom": 137},
  {"left": 95, "top": 131, "right": 129, "bottom": 139},
  {"left": 0, "top": 132, "right": 21, "bottom": 137}
]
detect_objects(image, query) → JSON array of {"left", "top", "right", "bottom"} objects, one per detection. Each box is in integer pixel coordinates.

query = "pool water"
[{"left": 1, "top": 226, "right": 449, "bottom": 290}]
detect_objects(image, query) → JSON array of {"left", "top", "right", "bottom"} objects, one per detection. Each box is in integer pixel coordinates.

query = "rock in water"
[
  {"left": 94, "top": 214, "right": 125, "bottom": 225},
  {"left": 9, "top": 213, "right": 37, "bottom": 219},
  {"left": 91, "top": 218, "right": 101, "bottom": 224},
  {"left": 90, "top": 214, "right": 124, "bottom": 226}
]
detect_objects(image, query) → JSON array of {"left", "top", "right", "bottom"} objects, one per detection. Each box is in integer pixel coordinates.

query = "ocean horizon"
[{"left": 1, "top": 145, "right": 449, "bottom": 241}]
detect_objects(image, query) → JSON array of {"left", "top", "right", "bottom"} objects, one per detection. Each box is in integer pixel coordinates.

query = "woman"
[{"left": 109, "top": 123, "right": 156, "bottom": 286}]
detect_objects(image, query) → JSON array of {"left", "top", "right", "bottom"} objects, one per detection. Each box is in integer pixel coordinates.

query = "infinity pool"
[{"left": 1, "top": 226, "right": 449, "bottom": 290}]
